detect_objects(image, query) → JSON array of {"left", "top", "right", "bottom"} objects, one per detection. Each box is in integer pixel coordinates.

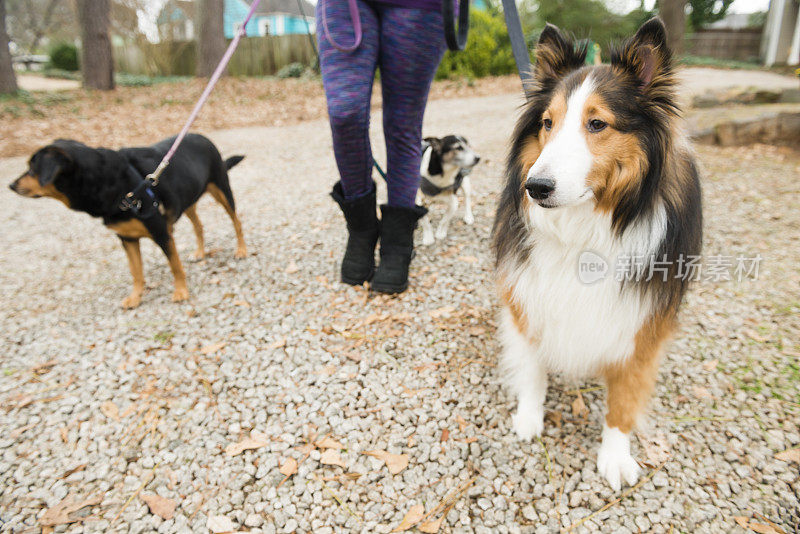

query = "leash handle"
[
  {"left": 321, "top": 0, "right": 362, "bottom": 53},
  {"left": 442, "top": 0, "right": 470, "bottom": 51},
  {"left": 147, "top": 0, "right": 263, "bottom": 184}
]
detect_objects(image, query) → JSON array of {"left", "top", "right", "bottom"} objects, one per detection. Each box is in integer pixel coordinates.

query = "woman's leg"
[
  {"left": 316, "top": 0, "right": 380, "bottom": 200},
  {"left": 377, "top": 6, "right": 446, "bottom": 207}
]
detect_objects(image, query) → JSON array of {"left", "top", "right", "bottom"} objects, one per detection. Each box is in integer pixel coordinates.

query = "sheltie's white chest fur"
[{"left": 501, "top": 201, "right": 667, "bottom": 377}]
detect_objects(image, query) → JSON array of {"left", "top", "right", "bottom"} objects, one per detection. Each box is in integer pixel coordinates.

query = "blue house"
[
  {"left": 224, "top": 0, "right": 316, "bottom": 37},
  {"left": 157, "top": 0, "right": 316, "bottom": 41}
]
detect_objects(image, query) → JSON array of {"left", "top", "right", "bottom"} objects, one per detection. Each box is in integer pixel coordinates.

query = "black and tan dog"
[{"left": 9, "top": 133, "right": 247, "bottom": 308}]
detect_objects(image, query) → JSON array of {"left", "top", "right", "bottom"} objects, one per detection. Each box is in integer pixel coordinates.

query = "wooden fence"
[
  {"left": 687, "top": 28, "right": 764, "bottom": 62},
  {"left": 114, "top": 34, "right": 317, "bottom": 77}
]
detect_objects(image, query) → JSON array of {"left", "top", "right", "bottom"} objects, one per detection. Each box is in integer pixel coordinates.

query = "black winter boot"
[
  {"left": 372, "top": 204, "right": 428, "bottom": 294},
  {"left": 330, "top": 182, "right": 380, "bottom": 285}
]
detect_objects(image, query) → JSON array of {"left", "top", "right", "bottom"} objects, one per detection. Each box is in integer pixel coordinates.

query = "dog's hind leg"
[
  {"left": 207, "top": 183, "right": 247, "bottom": 259},
  {"left": 461, "top": 176, "right": 475, "bottom": 225},
  {"left": 119, "top": 237, "right": 145, "bottom": 309},
  {"left": 435, "top": 194, "right": 458, "bottom": 240},
  {"left": 184, "top": 204, "right": 205, "bottom": 261}
]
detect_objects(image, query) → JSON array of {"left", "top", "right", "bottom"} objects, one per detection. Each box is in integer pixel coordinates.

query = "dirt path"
[{"left": 1, "top": 89, "right": 799, "bottom": 533}]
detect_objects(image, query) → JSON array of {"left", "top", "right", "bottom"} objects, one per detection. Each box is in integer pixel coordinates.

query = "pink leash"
[
  {"left": 146, "top": 0, "right": 262, "bottom": 184},
  {"left": 321, "top": 0, "right": 363, "bottom": 52}
]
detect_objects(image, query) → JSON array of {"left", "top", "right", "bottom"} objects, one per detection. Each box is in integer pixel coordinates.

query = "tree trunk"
[
  {"left": 197, "top": 0, "right": 226, "bottom": 78},
  {"left": 658, "top": 0, "right": 686, "bottom": 56},
  {"left": 0, "top": 0, "right": 18, "bottom": 94},
  {"left": 76, "top": 0, "right": 114, "bottom": 90}
]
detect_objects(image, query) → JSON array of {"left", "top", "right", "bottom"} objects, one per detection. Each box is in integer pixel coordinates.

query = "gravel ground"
[{"left": 1, "top": 91, "right": 799, "bottom": 534}]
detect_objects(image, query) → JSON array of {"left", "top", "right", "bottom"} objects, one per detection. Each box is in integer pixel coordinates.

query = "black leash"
[
  {"left": 500, "top": 0, "right": 534, "bottom": 97},
  {"left": 442, "top": 0, "right": 470, "bottom": 51}
]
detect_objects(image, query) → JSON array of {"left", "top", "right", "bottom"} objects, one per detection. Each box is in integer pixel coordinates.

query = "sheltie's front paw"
[
  {"left": 597, "top": 425, "right": 641, "bottom": 490},
  {"left": 512, "top": 407, "right": 543, "bottom": 441}
]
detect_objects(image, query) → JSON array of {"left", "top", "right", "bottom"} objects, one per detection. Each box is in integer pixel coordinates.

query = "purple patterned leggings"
[{"left": 317, "top": 0, "right": 446, "bottom": 207}]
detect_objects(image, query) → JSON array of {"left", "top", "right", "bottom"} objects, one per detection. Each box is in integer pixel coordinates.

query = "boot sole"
[{"left": 371, "top": 281, "right": 408, "bottom": 294}]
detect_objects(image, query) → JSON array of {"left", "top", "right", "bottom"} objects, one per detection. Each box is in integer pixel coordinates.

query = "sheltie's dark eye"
[
  {"left": 587, "top": 119, "right": 607, "bottom": 133},
  {"left": 543, "top": 118, "right": 553, "bottom": 131}
]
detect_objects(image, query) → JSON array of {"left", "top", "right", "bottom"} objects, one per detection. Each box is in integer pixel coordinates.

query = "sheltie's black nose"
[{"left": 525, "top": 177, "right": 555, "bottom": 200}]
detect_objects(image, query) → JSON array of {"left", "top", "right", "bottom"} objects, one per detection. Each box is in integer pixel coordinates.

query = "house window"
[{"left": 258, "top": 18, "right": 272, "bottom": 36}]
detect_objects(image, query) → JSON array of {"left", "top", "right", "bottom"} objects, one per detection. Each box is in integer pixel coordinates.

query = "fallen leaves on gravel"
[
  {"left": 637, "top": 432, "right": 671, "bottom": 467},
  {"left": 200, "top": 342, "right": 226, "bottom": 355},
  {"left": 392, "top": 504, "right": 424, "bottom": 532},
  {"left": 365, "top": 450, "right": 409, "bottom": 475},
  {"left": 225, "top": 431, "right": 269, "bottom": 457},
  {"left": 320, "top": 449, "right": 347, "bottom": 468},
  {"left": 60, "top": 464, "right": 87, "bottom": 479},
  {"left": 571, "top": 392, "right": 589, "bottom": 419},
  {"left": 40, "top": 493, "right": 104, "bottom": 526},
  {"left": 141, "top": 494, "right": 176, "bottom": 520},
  {"left": 733, "top": 515, "right": 785, "bottom": 534},
  {"left": 207, "top": 514, "right": 237, "bottom": 533},
  {"left": 280, "top": 457, "right": 298, "bottom": 477},
  {"left": 316, "top": 436, "right": 343, "bottom": 449},
  {"left": 775, "top": 448, "right": 800, "bottom": 462},
  {"left": 419, "top": 515, "right": 446, "bottom": 533},
  {"left": 100, "top": 401, "right": 119, "bottom": 421}
]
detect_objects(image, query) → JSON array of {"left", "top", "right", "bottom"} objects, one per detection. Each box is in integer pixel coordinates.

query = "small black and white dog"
[{"left": 417, "top": 135, "right": 481, "bottom": 245}]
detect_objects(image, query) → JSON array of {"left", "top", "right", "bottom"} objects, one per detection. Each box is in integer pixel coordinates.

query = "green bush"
[
  {"left": 277, "top": 62, "right": 306, "bottom": 79},
  {"left": 49, "top": 43, "right": 79, "bottom": 72},
  {"left": 436, "top": 9, "right": 518, "bottom": 80}
]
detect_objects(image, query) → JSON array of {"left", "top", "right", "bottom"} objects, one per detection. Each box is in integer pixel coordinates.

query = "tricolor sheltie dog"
[{"left": 492, "top": 18, "right": 702, "bottom": 490}]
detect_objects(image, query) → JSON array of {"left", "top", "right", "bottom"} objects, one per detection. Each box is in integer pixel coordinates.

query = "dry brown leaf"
[
  {"left": 100, "top": 401, "right": 119, "bottom": 421},
  {"left": 571, "top": 393, "right": 589, "bottom": 418},
  {"left": 392, "top": 504, "right": 424, "bottom": 532},
  {"left": 59, "top": 426, "right": 68, "bottom": 443},
  {"left": 201, "top": 342, "right": 225, "bottom": 355},
  {"left": 775, "top": 448, "right": 800, "bottom": 463},
  {"left": 428, "top": 306, "right": 456, "bottom": 319},
  {"left": 419, "top": 515, "right": 445, "bottom": 533},
  {"left": 141, "top": 494, "right": 176, "bottom": 520},
  {"left": 279, "top": 457, "right": 298, "bottom": 477},
  {"left": 316, "top": 436, "right": 343, "bottom": 449},
  {"left": 233, "top": 299, "right": 250, "bottom": 307},
  {"left": 320, "top": 449, "right": 347, "bottom": 468},
  {"left": 285, "top": 261, "right": 300, "bottom": 274},
  {"left": 225, "top": 432, "right": 269, "bottom": 457},
  {"left": 456, "top": 415, "right": 468, "bottom": 432},
  {"left": 702, "top": 359, "right": 719, "bottom": 371},
  {"left": 637, "top": 432, "right": 671, "bottom": 466},
  {"left": 365, "top": 450, "right": 409, "bottom": 475},
  {"left": 270, "top": 337, "right": 287, "bottom": 350},
  {"left": 749, "top": 522, "right": 781, "bottom": 534},
  {"left": 734, "top": 516, "right": 750, "bottom": 529},
  {"left": 60, "top": 464, "right": 87, "bottom": 479},
  {"left": 458, "top": 255, "right": 478, "bottom": 263},
  {"left": 692, "top": 386, "right": 713, "bottom": 399},
  {"left": 40, "top": 494, "right": 103, "bottom": 526},
  {"left": 440, "top": 429, "right": 450, "bottom": 443},
  {"left": 207, "top": 514, "right": 236, "bottom": 533},
  {"left": 467, "top": 326, "right": 486, "bottom": 336}
]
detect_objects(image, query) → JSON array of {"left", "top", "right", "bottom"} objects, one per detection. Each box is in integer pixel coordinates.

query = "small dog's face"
[
  {"left": 9, "top": 146, "right": 73, "bottom": 206},
  {"left": 437, "top": 135, "right": 480, "bottom": 170}
]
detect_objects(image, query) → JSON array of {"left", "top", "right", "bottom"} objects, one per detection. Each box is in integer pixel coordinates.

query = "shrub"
[
  {"left": 277, "top": 62, "right": 306, "bottom": 79},
  {"left": 49, "top": 43, "right": 79, "bottom": 72},
  {"left": 436, "top": 9, "right": 518, "bottom": 80}
]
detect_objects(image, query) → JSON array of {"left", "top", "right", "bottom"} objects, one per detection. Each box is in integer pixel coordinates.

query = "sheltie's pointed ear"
[
  {"left": 534, "top": 23, "right": 585, "bottom": 83},
  {"left": 615, "top": 17, "right": 673, "bottom": 91}
]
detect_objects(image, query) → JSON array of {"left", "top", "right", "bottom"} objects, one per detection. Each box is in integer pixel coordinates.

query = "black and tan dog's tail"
[{"left": 225, "top": 155, "right": 245, "bottom": 170}]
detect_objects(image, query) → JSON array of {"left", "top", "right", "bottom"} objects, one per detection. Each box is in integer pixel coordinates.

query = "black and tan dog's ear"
[
  {"left": 534, "top": 23, "right": 586, "bottom": 84},
  {"left": 614, "top": 17, "right": 673, "bottom": 91},
  {"left": 425, "top": 137, "right": 443, "bottom": 155},
  {"left": 32, "top": 146, "right": 73, "bottom": 186}
]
